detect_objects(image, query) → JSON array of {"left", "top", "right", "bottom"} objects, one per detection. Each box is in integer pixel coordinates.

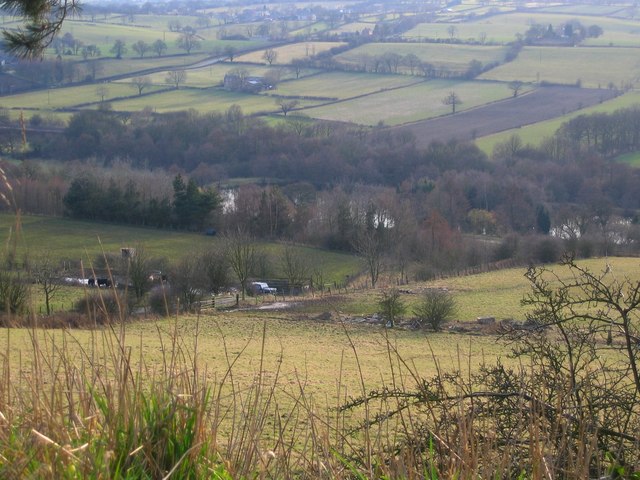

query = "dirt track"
[{"left": 394, "top": 86, "right": 619, "bottom": 149}]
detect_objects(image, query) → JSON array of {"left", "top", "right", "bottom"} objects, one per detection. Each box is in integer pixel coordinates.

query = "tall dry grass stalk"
[{"left": 0, "top": 311, "right": 637, "bottom": 478}]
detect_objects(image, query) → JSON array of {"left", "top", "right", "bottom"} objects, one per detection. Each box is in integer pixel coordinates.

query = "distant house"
[{"left": 223, "top": 73, "right": 272, "bottom": 93}]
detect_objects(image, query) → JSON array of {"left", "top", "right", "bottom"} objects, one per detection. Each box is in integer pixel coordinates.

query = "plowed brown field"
[{"left": 395, "top": 85, "right": 619, "bottom": 148}]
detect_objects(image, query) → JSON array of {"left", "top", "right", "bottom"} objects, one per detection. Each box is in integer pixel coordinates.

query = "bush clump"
[
  {"left": 75, "top": 290, "right": 128, "bottom": 323},
  {"left": 413, "top": 289, "right": 457, "bottom": 331}
]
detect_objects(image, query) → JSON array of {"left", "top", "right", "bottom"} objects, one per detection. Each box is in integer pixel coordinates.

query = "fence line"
[{"left": 198, "top": 295, "right": 238, "bottom": 312}]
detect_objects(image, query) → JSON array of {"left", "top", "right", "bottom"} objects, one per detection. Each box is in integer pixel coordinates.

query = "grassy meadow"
[
  {"left": 403, "top": 22, "right": 523, "bottom": 43},
  {"left": 0, "top": 213, "right": 362, "bottom": 285},
  {"left": 138, "top": 62, "right": 303, "bottom": 89},
  {"left": 60, "top": 20, "right": 182, "bottom": 52},
  {"left": 336, "top": 43, "right": 509, "bottom": 73},
  {"left": 3, "top": 252, "right": 638, "bottom": 475},
  {"left": 0, "top": 82, "right": 166, "bottom": 110},
  {"left": 403, "top": 11, "right": 640, "bottom": 47},
  {"left": 303, "top": 79, "right": 515, "bottom": 126},
  {"left": 235, "top": 41, "right": 347, "bottom": 65},
  {"left": 0, "top": 311, "right": 505, "bottom": 408},
  {"left": 104, "top": 86, "right": 319, "bottom": 114},
  {"left": 58, "top": 18, "right": 271, "bottom": 58},
  {"left": 11, "top": 249, "right": 638, "bottom": 411},
  {"left": 268, "top": 71, "right": 422, "bottom": 100},
  {"left": 480, "top": 46, "right": 640, "bottom": 88}
]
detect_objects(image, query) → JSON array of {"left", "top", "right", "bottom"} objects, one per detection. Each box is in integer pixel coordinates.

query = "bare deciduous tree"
[
  {"left": 124, "top": 245, "right": 152, "bottom": 304},
  {"left": 276, "top": 98, "right": 299, "bottom": 116},
  {"left": 280, "top": 244, "right": 309, "bottom": 293},
  {"left": 508, "top": 80, "right": 524, "bottom": 98},
  {"left": 223, "top": 228, "right": 256, "bottom": 299},
  {"left": 31, "top": 253, "right": 62, "bottom": 315},
  {"left": 199, "top": 249, "right": 229, "bottom": 295},
  {"left": 166, "top": 69, "right": 187, "bottom": 89},
  {"left": 132, "top": 40, "right": 150, "bottom": 58},
  {"left": 442, "top": 91, "right": 461, "bottom": 114},
  {"left": 152, "top": 39, "right": 167, "bottom": 57},
  {"left": 262, "top": 48, "right": 278, "bottom": 65},
  {"left": 378, "top": 288, "right": 406, "bottom": 327},
  {"left": 176, "top": 30, "right": 200, "bottom": 54},
  {"left": 131, "top": 76, "right": 152, "bottom": 96},
  {"left": 353, "top": 229, "right": 386, "bottom": 288}
]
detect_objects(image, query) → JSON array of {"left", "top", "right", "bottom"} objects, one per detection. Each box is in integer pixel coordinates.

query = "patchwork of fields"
[{"left": 2, "top": 4, "right": 640, "bottom": 154}]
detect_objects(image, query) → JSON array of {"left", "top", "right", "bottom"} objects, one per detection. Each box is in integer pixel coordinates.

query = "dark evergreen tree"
[{"left": 536, "top": 205, "right": 551, "bottom": 235}]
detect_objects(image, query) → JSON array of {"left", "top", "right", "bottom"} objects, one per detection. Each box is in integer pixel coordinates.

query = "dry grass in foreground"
[{"left": 0, "top": 258, "right": 639, "bottom": 478}]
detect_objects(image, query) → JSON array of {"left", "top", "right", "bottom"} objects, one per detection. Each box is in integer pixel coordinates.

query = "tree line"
[
  {"left": 4, "top": 106, "right": 640, "bottom": 283},
  {"left": 62, "top": 172, "right": 219, "bottom": 231}
]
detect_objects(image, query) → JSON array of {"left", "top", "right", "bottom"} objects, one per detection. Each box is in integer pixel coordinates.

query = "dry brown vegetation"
[{"left": 0, "top": 255, "right": 639, "bottom": 478}]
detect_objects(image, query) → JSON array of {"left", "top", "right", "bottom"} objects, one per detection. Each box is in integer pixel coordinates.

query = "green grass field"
[
  {"left": 0, "top": 214, "right": 362, "bottom": 284},
  {"left": 536, "top": 4, "right": 630, "bottom": 16},
  {"left": 6, "top": 255, "right": 637, "bottom": 405},
  {"left": 103, "top": 86, "right": 321, "bottom": 114},
  {"left": 330, "top": 22, "right": 377, "bottom": 34},
  {"left": 405, "top": 12, "right": 640, "bottom": 47},
  {"left": 267, "top": 71, "right": 422, "bottom": 100},
  {"left": 337, "top": 43, "right": 509, "bottom": 74},
  {"left": 59, "top": 20, "right": 183, "bottom": 56},
  {"left": 302, "top": 79, "right": 516, "bottom": 126},
  {"left": 479, "top": 46, "right": 640, "bottom": 89},
  {"left": 475, "top": 90, "right": 640, "bottom": 154},
  {"left": 0, "top": 82, "right": 166, "bottom": 110},
  {"left": 140, "top": 62, "right": 291, "bottom": 88},
  {"left": 403, "top": 22, "right": 523, "bottom": 43},
  {"left": 236, "top": 41, "right": 346, "bottom": 65},
  {"left": 54, "top": 17, "right": 269, "bottom": 63}
]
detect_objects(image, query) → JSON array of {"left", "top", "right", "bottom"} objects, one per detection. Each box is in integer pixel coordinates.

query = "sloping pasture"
[
  {"left": 535, "top": 4, "right": 629, "bottom": 15},
  {"left": 6, "top": 257, "right": 635, "bottom": 409},
  {"left": 139, "top": 63, "right": 290, "bottom": 88},
  {"left": 265, "top": 71, "right": 423, "bottom": 100},
  {"left": 403, "top": 22, "right": 524, "bottom": 43},
  {"left": 105, "top": 14, "right": 204, "bottom": 30},
  {"left": 330, "top": 22, "right": 378, "bottom": 34},
  {"left": 60, "top": 20, "right": 182, "bottom": 54},
  {"left": 0, "top": 82, "right": 165, "bottom": 110},
  {"left": 406, "top": 12, "right": 640, "bottom": 47},
  {"left": 464, "top": 12, "right": 639, "bottom": 39},
  {"left": 434, "top": 256, "right": 639, "bottom": 321},
  {"left": 58, "top": 20, "right": 268, "bottom": 60},
  {"left": 301, "top": 79, "right": 514, "bottom": 126},
  {"left": 101, "top": 87, "right": 321, "bottom": 114},
  {"left": 0, "top": 214, "right": 362, "bottom": 284},
  {"left": 235, "top": 41, "right": 347, "bottom": 65},
  {"left": 336, "top": 43, "right": 509, "bottom": 74},
  {"left": 90, "top": 54, "right": 211, "bottom": 79},
  {"left": 0, "top": 312, "right": 506, "bottom": 415},
  {"left": 479, "top": 46, "right": 640, "bottom": 88},
  {"left": 581, "top": 16, "right": 640, "bottom": 46}
]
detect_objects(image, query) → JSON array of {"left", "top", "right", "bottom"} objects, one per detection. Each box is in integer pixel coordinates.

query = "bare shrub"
[
  {"left": 75, "top": 290, "right": 129, "bottom": 323},
  {"left": 378, "top": 288, "right": 405, "bottom": 327},
  {"left": 0, "top": 270, "right": 28, "bottom": 314}
]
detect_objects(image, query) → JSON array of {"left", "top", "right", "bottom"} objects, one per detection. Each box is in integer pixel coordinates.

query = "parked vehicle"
[{"left": 250, "top": 281, "right": 277, "bottom": 294}]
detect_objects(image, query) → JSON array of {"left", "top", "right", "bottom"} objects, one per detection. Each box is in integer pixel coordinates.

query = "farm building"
[{"left": 223, "top": 74, "right": 272, "bottom": 93}]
